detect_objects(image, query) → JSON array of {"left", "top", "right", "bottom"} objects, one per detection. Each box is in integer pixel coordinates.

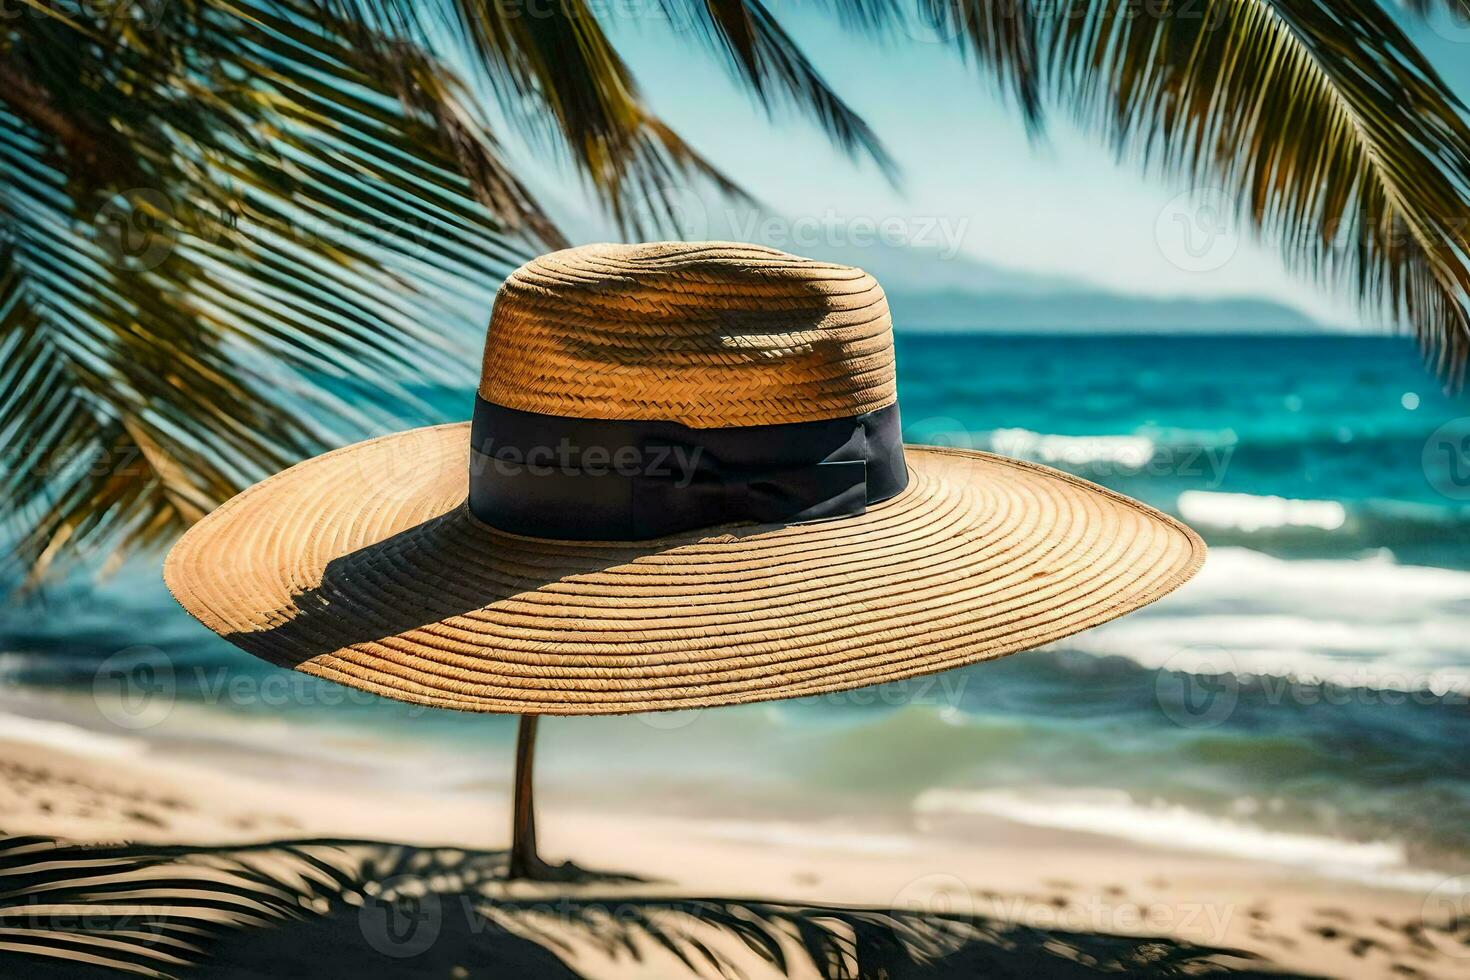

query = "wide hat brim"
[{"left": 165, "top": 424, "right": 1205, "bottom": 715}]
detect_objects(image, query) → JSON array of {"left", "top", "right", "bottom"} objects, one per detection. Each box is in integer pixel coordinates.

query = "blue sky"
[{"left": 538, "top": 5, "right": 1470, "bottom": 330}]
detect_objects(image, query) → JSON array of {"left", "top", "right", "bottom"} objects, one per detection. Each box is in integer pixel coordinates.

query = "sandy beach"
[{"left": 0, "top": 726, "right": 1463, "bottom": 979}]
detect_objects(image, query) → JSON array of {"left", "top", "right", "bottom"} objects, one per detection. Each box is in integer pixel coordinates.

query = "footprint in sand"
[
  {"left": 1399, "top": 921, "right": 1438, "bottom": 954},
  {"left": 122, "top": 808, "right": 165, "bottom": 828},
  {"left": 1348, "top": 936, "right": 1381, "bottom": 957}
]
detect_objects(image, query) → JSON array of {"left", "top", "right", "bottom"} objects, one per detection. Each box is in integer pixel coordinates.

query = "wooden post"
[{"left": 507, "top": 714, "right": 546, "bottom": 880}]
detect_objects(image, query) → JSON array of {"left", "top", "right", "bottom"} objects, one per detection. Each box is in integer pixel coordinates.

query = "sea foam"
[
  {"left": 1070, "top": 547, "right": 1470, "bottom": 694},
  {"left": 913, "top": 787, "right": 1462, "bottom": 893},
  {"left": 985, "top": 429, "right": 1157, "bottom": 468},
  {"left": 1178, "top": 490, "right": 1346, "bottom": 532},
  {"left": 0, "top": 711, "right": 145, "bottom": 760}
]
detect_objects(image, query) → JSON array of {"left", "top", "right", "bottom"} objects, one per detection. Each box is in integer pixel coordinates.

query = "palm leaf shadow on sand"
[{"left": 0, "top": 835, "right": 1316, "bottom": 979}]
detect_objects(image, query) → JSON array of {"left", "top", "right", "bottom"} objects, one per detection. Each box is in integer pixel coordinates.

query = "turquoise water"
[{"left": 2, "top": 334, "right": 1468, "bottom": 887}]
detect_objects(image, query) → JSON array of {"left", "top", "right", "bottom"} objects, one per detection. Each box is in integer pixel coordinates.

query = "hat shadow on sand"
[{"left": 5, "top": 835, "right": 1314, "bottom": 979}]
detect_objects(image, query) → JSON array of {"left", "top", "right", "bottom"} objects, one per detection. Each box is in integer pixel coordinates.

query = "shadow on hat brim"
[{"left": 164, "top": 424, "right": 1205, "bottom": 715}]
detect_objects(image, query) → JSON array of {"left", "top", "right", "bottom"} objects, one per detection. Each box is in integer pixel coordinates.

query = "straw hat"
[{"left": 165, "top": 242, "right": 1204, "bottom": 715}]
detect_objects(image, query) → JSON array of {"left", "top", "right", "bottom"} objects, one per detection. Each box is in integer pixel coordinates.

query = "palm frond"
[
  {"left": 314, "top": 0, "right": 759, "bottom": 234},
  {"left": 0, "top": 835, "right": 343, "bottom": 975},
  {"left": 0, "top": 835, "right": 1303, "bottom": 979},
  {"left": 914, "top": 0, "right": 1043, "bottom": 125},
  {"left": 1040, "top": 0, "right": 1470, "bottom": 381},
  {"left": 803, "top": 0, "right": 1470, "bottom": 379},
  {"left": 660, "top": 0, "right": 1043, "bottom": 139},
  {"left": 0, "top": 0, "right": 546, "bottom": 581},
  {"left": 1403, "top": 0, "right": 1470, "bottom": 16},
  {"left": 659, "top": 0, "right": 899, "bottom": 179}
]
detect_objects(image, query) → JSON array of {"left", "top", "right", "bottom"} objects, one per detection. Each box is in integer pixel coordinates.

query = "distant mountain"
[
  {"left": 808, "top": 241, "right": 1076, "bottom": 297},
  {"left": 884, "top": 287, "right": 1325, "bottom": 333},
  {"left": 556, "top": 218, "right": 1332, "bottom": 332},
  {"left": 802, "top": 242, "right": 1326, "bottom": 333}
]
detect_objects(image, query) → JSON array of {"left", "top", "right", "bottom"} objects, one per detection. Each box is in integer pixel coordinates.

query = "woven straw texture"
[
  {"left": 479, "top": 242, "right": 895, "bottom": 427},
  {"left": 164, "top": 242, "right": 1204, "bottom": 715},
  {"left": 165, "top": 431, "right": 1203, "bottom": 715}
]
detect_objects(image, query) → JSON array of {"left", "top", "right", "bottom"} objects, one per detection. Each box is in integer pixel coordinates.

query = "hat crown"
[{"left": 478, "top": 242, "right": 896, "bottom": 428}]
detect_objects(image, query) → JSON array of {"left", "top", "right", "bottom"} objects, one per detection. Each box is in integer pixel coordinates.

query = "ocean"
[{"left": 3, "top": 333, "right": 1468, "bottom": 892}]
